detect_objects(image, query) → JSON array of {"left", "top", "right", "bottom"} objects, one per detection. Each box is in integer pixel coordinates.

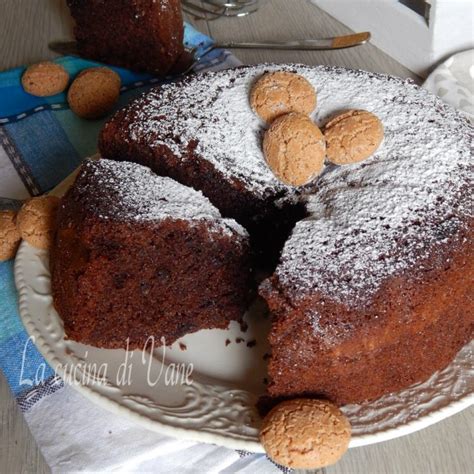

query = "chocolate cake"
[
  {"left": 99, "top": 64, "right": 473, "bottom": 404},
  {"left": 51, "top": 158, "right": 251, "bottom": 349},
  {"left": 67, "top": 0, "right": 184, "bottom": 76}
]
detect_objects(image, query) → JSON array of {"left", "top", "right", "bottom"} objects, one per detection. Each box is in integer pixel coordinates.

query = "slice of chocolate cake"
[
  {"left": 51, "top": 158, "right": 251, "bottom": 349},
  {"left": 67, "top": 0, "right": 184, "bottom": 76}
]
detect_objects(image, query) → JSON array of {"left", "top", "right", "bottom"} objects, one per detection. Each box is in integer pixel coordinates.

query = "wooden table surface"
[{"left": 0, "top": 1, "right": 472, "bottom": 473}]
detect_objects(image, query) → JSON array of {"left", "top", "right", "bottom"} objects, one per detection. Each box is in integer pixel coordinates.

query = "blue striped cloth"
[{"left": 0, "top": 23, "right": 286, "bottom": 473}]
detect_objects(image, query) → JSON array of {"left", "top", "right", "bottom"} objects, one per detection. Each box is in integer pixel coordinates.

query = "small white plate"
[{"left": 15, "top": 242, "right": 474, "bottom": 452}]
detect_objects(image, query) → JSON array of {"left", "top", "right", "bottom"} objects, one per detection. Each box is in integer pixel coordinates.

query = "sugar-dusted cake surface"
[
  {"left": 99, "top": 64, "right": 473, "bottom": 404},
  {"left": 270, "top": 89, "right": 472, "bottom": 307},
  {"left": 71, "top": 157, "right": 246, "bottom": 231},
  {"left": 100, "top": 65, "right": 301, "bottom": 200},
  {"left": 51, "top": 158, "right": 251, "bottom": 349},
  {"left": 99, "top": 66, "right": 312, "bottom": 262}
]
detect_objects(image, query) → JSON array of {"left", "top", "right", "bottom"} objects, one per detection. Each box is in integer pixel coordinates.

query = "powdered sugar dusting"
[
  {"left": 272, "top": 67, "right": 473, "bottom": 306},
  {"left": 76, "top": 159, "right": 248, "bottom": 238},
  {"left": 116, "top": 64, "right": 472, "bottom": 306},
  {"left": 125, "top": 67, "right": 298, "bottom": 200}
]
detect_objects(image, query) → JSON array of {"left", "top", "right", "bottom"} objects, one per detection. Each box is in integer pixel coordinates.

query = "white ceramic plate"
[{"left": 15, "top": 241, "right": 473, "bottom": 452}]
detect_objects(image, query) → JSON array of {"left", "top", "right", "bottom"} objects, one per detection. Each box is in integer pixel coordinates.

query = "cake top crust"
[
  {"left": 264, "top": 67, "right": 472, "bottom": 306},
  {"left": 121, "top": 65, "right": 302, "bottom": 201},
  {"left": 71, "top": 158, "right": 248, "bottom": 238},
  {"left": 107, "top": 64, "right": 472, "bottom": 306}
]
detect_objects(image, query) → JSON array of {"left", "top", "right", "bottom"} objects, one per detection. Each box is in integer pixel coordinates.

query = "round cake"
[{"left": 96, "top": 64, "right": 473, "bottom": 404}]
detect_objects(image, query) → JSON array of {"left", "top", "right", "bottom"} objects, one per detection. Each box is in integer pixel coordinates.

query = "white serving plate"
[{"left": 15, "top": 241, "right": 473, "bottom": 452}]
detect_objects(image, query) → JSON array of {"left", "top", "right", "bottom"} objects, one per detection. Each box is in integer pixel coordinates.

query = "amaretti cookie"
[
  {"left": 67, "top": 67, "right": 121, "bottom": 119},
  {"left": 263, "top": 113, "right": 325, "bottom": 186},
  {"left": 0, "top": 211, "right": 21, "bottom": 261},
  {"left": 17, "top": 196, "right": 60, "bottom": 250},
  {"left": 324, "top": 109, "right": 384, "bottom": 164},
  {"left": 21, "top": 62, "right": 69, "bottom": 97},
  {"left": 260, "top": 399, "right": 351, "bottom": 469},
  {"left": 51, "top": 159, "right": 252, "bottom": 349},
  {"left": 250, "top": 71, "right": 317, "bottom": 123}
]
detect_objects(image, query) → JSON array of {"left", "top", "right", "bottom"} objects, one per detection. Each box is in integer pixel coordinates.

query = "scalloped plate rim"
[{"left": 14, "top": 240, "right": 474, "bottom": 452}]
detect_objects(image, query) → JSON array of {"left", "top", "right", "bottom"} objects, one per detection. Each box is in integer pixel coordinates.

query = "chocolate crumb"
[
  {"left": 239, "top": 321, "right": 249, "bottom": 333},
  {"left": 225, "top": 338, "right": 231, "bottom": 346},
  {"left": 263, "top": 352, "right": 271, "bottom": 361},
  {"left": 236, "top": 337, "right": 244, "bottom": 344},
  {"left": 179, "top": 342, "right": 187, "bottom": 351},
  {"left": 246, "top": 339, "right": 257, "bottom": 348}
]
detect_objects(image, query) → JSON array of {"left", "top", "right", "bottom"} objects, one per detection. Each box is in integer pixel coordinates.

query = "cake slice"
[
  {"left": 51, "top": 158, "right": 251, "bottom": 349},
  {"left": 66, "top": 0, "right": 184, "bottom": 76}
]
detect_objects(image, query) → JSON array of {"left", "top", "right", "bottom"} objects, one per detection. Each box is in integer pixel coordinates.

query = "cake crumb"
[
  {"left": 225, "top": 339, "right": 231, "bottom": 346},
  {"left": 179, "top": 342, "right": 187, "bottom": 351},
  {"left": 236, "top": 337, "right": 244, "bottom": 344},
  {"left": 246, "top": 339, "right": 257, "bottom": 348}
]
